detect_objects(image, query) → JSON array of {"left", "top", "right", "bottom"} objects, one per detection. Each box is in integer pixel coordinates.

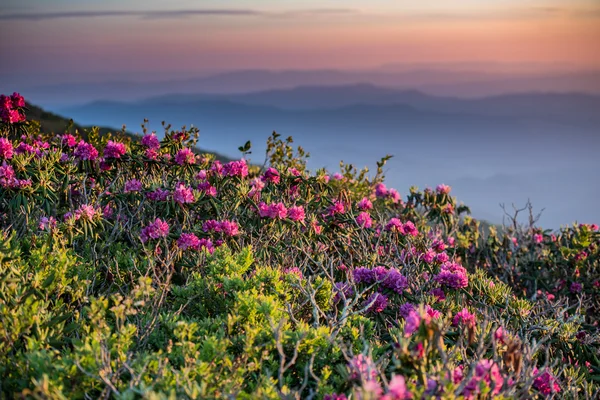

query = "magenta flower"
[
  {"left": 287, "top": 205, "right": 306, "bottom": 222},
  {"left": 262, "top": 167, "right": 280, "bottom": 184},
  {"left": 175, "top": 148, "right": 196, "bottom": 165},
  {"left": 401, "top": 221, "right": 419, "bottom": 236},
  {"left": 356, "top": 211, "right": 372, "bottom": 228},
  {"left": 258, "top": 202, "right": 287, "bottom": 219},
  {"left": 364, "top": 292, "right": 388, "bottom": 313},
  {"left": 388, "top": 188, "right": 401, "bottom": 204},
  {"left": 533, "top": 233, "right": 543, "bottom": 244},
  {"left": 0, "top": 138, "right": 13, "bottom": 159},
  {"left": 436, "top": 184, "right": 451, "bottom": 194},
  {"left": 328, "top": 200, "right": 345, "bottom": 216},
  {"left": 404, "top": 311, "right": 421, "bottom": 336},
  {"left": 140, "top": 218, "right": 170, "bottom": 243},
  {"left": 76, "top": 204, "right": 96, "bottom": 221},
  {"left": 173, "top": 183, "right": 195, "bottom": 204},
  {"left": 463, "top": 360, "right": 503, "bottom": 398},
  {"left": 453, "top": 308, "right": 476, "bottom": 328},
  {"left": 61, "top": 134, "right": 77, "bottom": 147},
  {"left": 141, "top": 133, "right": 160, "bottom": 149},
  {"left": 124, "top": 179, "right": 143, "bottom": 193},
  {"left": 223, "top": 159, "right": 248, "bottom": 178},
  {"left": 434, "top": 262, "right": 468, "bottom": 289},
  {"left": 385, "top": 375, "right": 411, "bottom": 400},
  {"left": 103, "top": 140, "right": 126, "bottom": 159},
  {"left": 0, "top": 162, "right": 16, "bottom": 188},
  {"left": 74, "top": 140, "right": 99, "bottom": 161},
  {"left": 533, "top": 368, "right": 561, "bottom": 396},
  {"left": 375, "top": 183, "right": 388, "bottom": 198},
  {"left": 357, "top": 197, "right": 373, "bottom": 210},
  {"left": 220, "top": 220, "right": 240, "bottom": 236},
  {"left": 177, "top": 233, "right": 201, "bottom": 251},
  {"left": 385, "top": 218, "right": 403, "bottom": 233}
]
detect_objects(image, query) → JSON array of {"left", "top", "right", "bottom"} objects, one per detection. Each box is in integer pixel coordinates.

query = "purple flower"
[
  {"left": 141, "top": 133, "right": 160, "bottom": 149},
  {"left": 434, "top": 262, "right": 468, "bottom": 289},
  {"left": 453, "top": 308, "right": 476, "bottom": 328},
  {"left": 570, "top": 282, "right": 582, "bottom": 293},
  {"left": 177, "top": 233, "right": 201, "bottom": 251},
  {"left": 353, "top": 267, "right": 376, "bottom": 284},
  {"left": 356, "top": 211, "right": 372, "bottom": 228},
  {"left": 173, "top": 183, "right": 195, "bottom": 204},
  {"left": 124, "top": 179, "right": 143, "bottom": 193},
  {"left": 364, "top": 292, "right": 388, "bottom": 313},
  {"left": 404, "top": 311, "right": 420, "bottom": 336},
  {"left": 103, "top": 140, "right": 126, "bottom": 159},
  {"left": 223, "top": 159, "right": 248, "bottom": 178},
  {"left": 385, "top": 218, "right": 403, "bottom": 233},
  {"left": 74, "top": 140, "right": 99, "bottom": 161},
  {"left": 140, "top": 218, "right": 170, "bottom": 243},
  {"left": 328, "top": 200, "right": 345, "bottom": 216},
  {"left": 146, "top": 188, "right": 170, "bottom": 201},
  {"left": 262, "top": 167, "right": 280, "bottom": 184},
  {"left": 175, "top": 148, "right": 195, "bottom": 165}
]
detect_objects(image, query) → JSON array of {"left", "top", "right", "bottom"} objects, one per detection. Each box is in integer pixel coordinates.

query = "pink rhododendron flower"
[
  {"left": 76, "top": 204, "right": 96, "bottom": 221},
  {"left": 141, "top": 133, "right": 160, "bottom": 149},
  {"left": 401, "top": 221, "right": 419, "bottom": 236},
  {"left": 435, "top": 262, "right": 468, "bottom": 289},
  {"left": 436, "top": 184, "right": 451, "bottom": 194},
  {"left": 533, "top": 368, "right": 560, "bottom": 396},
  {"left": 74, "top": 140, "right": 99, "bottom": 161},
  {"left": 223, "top": 159, "right": 248, "bottom": 178},
  {"left": 0, "top": 138, "right": 13, "bottom": 159},
  {"left": 357, "top": 197, "right": 373, "bottom": 210},
  {"left": 453, "top": 308, "right": 476, "bottom": 328},
  {"left": 287, "top": 205, "right": 306, "bottom": 222},
  {"left": 382, "top": 375, "right": 411, "bottom": 400},
  {"left": 140, "top": 218, "right": 170, "bottom": 243},
  {"left": 61, "top": 134, "right": 77, "bottom": 147},
  {"left": 356, "top": 211, "right": 372, "bottom": 228},
  {"left": 175, "top": 148, "right": 196, "bottom": 165},
  {"left": 177, "top": 233, "right": 201, "bottom": 251},
  {"left": 533, "top": 233, "right": 543, "bottom": 244},
  {"left": 404, "top": 311, "right": 421, "bottom": 336},
  {"left": 103, "top": 140, "right": 126, "bottom": 159},
  {"left": 375, "top": 183, "right": 388, "bottom": 198},
  {"left": 124, "top": 179, "right": 143, "bottom": 193},
  {"left": 262, "top": 167, "right": 280, "bottom": 184},
  {"left": 174, "top": 183, "right": 195, "bottom": 204},
  {"left": 385, "top": 218, "right": 403, "bottom": 233},
  {"left": 364, "top": 292, "right": 388, "bottom": 313},
  {"left": 328, "top": 200, "right": 345, "bottom": 216}
]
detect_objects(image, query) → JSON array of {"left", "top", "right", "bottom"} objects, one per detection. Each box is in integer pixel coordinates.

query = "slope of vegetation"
[{"left": 1, "top": 93, "right": 599, "bottom": 399}]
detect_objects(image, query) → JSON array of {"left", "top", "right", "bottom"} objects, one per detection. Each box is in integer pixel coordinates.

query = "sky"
[{"left": 1, "top": 0, "right": 600, "bottom": 82}]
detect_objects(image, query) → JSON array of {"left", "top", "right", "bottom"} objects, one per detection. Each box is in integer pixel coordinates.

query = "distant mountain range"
[{"left": 9, "top": 68, "right": 600, "bottom": 108}]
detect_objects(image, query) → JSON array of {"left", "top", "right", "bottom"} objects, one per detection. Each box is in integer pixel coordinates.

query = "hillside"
[{"left": 24, "top": 103, "right": 233, "bottom": 162}]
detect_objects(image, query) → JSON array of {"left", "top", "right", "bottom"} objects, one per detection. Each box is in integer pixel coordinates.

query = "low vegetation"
[{"left": 1, "top": 93, "right": 598, "bottom": 399}]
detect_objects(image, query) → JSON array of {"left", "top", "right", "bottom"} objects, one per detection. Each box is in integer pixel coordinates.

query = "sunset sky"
[{"left": 2, "top": 0, "right": 599, "bottom": 82}]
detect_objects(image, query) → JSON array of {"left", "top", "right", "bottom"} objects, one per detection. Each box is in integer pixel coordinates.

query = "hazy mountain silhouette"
[{"left": 11, "top": 68, "right": 600, "bottom": 108}]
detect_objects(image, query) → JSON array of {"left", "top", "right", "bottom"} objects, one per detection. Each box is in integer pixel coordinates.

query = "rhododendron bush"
[{"left": 0, "top": 93, "right": 599, "bottom": 399}]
